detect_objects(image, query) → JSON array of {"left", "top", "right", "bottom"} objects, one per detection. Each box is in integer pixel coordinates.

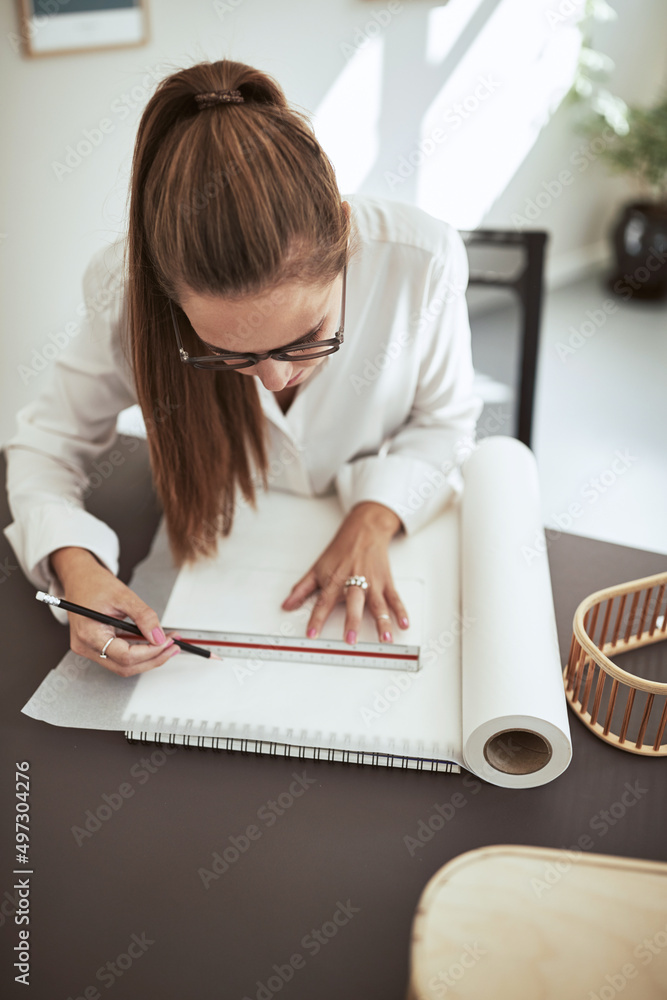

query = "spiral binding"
[{"left": 124, "top": 731, "right": 458, "bottom": 772}]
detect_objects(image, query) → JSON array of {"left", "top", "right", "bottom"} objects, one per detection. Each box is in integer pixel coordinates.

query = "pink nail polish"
[
  {"left": 168, "top": 646, "right": 180, "bottom": 657},
  {"left": 382, "top": 631, "right": 392, "bottom": 642},
  {"left": 152, "top": 627, "right": 166, "bottom": 644},
  {"left": 307, "top": 628, "right": 317, "bottom": 638},
  {"left": 346, "top": 630, "right": 357, "bottom": 645},
  {"left": 400, "top": 618, "right": 409, "bottom": 628}
]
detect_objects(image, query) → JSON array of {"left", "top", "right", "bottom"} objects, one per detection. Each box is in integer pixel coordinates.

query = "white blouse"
[{"left": 4, "top": 193, "right": 483, "bottom": 602}]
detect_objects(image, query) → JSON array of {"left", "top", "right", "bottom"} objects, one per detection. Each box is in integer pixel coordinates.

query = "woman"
[{"left": 5, "top": 59, "right": 482, "bottom": 677}]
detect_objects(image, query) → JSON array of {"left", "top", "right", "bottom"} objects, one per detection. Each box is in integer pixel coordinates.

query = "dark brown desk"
[{"left": 1, "top": 444, "right": 665, "bottom": 1000}]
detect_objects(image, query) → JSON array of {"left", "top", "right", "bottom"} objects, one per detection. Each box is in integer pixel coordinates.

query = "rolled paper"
[{"left": 460, "top": 436, "right": 572, "bottom": 788}]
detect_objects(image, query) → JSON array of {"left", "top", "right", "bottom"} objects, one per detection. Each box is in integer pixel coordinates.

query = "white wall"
[{"left": 1, "top": 0, "right": 665, "bottom": 443}]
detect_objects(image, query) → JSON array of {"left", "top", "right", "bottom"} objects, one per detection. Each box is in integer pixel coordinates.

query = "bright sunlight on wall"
[{"left": 313, "top": 0, "right": 583, "bottom": 229}]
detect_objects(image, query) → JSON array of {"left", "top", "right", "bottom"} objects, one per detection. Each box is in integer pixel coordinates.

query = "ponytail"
[{"left": 123, "top": 59, "right": 350, "bottom": 563}]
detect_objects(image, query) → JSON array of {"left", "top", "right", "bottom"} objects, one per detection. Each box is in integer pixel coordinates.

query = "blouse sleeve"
[
  {"left": 334, "top": 226, "right": 483, "bottom": 534},
  {"left": 3, "top": 243, "right": 138, "bottom": 605}
]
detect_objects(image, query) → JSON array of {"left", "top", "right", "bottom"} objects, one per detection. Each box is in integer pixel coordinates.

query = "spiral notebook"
[{"left": 122, "top": 507, "right": 462, "bottom": 773}]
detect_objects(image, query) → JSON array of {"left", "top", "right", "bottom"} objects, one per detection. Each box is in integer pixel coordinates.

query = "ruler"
[{"left": 172, "top": 629, "right": 421, "bottom": 672}]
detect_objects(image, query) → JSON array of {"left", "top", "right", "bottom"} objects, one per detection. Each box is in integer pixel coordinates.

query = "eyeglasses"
[{"left": 169, "top": 265, "right": 346, "bottom": 371}]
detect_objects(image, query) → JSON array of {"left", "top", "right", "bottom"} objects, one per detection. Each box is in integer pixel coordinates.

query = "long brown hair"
[{"left": 122, "top": 59, "right": 350, "bottom": 563}]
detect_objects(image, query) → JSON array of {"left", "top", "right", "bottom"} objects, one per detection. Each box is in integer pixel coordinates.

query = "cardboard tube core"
[{"left": 483, "top": 728, "right": 553, "bottom": 775}]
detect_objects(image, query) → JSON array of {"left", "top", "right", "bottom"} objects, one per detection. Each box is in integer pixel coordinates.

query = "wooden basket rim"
[{"left": 572, "top": 570, "right": 667, "bottom": 695}]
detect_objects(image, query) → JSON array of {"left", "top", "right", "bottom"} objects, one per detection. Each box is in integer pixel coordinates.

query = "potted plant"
[
  {"left": 584, "top": 97, "right": 667, "bottom": 299},
  {"left": 565, "top": 2, "right": 667, "bottom": 299}
]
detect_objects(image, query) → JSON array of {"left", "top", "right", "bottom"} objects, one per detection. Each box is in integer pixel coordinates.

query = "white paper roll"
[{"left": 460, "top": 436, "right": 572, "bottom": 788}]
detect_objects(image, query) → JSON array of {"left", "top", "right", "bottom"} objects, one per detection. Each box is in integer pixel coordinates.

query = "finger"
[
  {"left": 96, "top": 636, "right": 181, "bottom": 677},
  {"left": 281, "top": 569, "right": 319, "bottom": 611},
  {"left": 305, "top": 581, "right": 341, "bottom": 639},
  {"left": 104, "top": 646, "right": 182, "bottom": 677},
  {"left": 72, "top": 617, "right": 174, "bottom": 662},
  {"left": 105, "top": 631, "right": 178, "bottom": 667},
  {"left": 366, "top": 595, "right": 394, "bottom": 643},
  {"left": 72, "top": 623, "right": 177, "bottom": 677},
  {"left": 111, "top": 590, "right": 167, "bottom": 647},
  {"left": 384, "top": 584, "right": 410, "bottom": 631},
  {"left": 343, "top": 585, "right": 367, "bottom": 645}
]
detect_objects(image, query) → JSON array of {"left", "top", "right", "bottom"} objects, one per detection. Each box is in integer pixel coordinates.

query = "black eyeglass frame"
[{"left": 169, "top": 264, "right": 346, "bottom": 370}]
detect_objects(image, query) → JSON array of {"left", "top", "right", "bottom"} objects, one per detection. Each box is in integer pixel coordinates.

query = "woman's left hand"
[{"left": 281, "top": 501, "right": 410, "bottom": 645}]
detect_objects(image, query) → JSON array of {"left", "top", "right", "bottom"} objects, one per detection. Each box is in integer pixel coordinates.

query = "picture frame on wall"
[{"left": 17, "top": 0, "right": 149, "bottom": 58}]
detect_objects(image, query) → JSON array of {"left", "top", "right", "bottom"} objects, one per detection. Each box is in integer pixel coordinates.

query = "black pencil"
[{"left": 35, "top": 591, "right": 214, "bottom": 659}]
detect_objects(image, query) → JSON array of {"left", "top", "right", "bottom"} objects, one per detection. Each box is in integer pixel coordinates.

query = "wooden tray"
[{"left": 407, "top": 845, "right": 667, "bottom": 999}]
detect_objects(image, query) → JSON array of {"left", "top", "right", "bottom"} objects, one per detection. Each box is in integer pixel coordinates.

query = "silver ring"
[
  {"left": 344, "top": 575, "right": 368, "bottom": 591},
  {"left": 376, "top": 614, "right": 391, "bottom": 621},
  {"left": 99, "top": 636, "right": 115, "bottom": 660}
]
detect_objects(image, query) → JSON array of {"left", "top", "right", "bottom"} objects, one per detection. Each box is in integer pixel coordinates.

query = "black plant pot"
[{"left": 607, "top": 200, "right": 667, "bottom": 300}]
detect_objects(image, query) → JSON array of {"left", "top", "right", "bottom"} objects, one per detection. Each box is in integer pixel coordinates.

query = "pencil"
[{"left": 35, "top": 591, "right": 215, "bottom": 660}]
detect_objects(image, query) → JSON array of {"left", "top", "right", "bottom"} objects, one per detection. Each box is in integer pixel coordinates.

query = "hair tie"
[{"left": 194, "top": 89, "right": 244, "bottom": 109}]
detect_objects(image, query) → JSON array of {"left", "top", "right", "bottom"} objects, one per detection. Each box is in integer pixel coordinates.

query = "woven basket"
[{"left": 563, "top": 570, "right": 667, "bottom": 755}]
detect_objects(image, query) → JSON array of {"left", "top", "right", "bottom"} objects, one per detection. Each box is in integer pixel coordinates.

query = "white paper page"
[
  {"left": 162, "top": 565, "right": 421, "bottom": 643},
  {"left": 123, "top": 490, "right": 463, "bottom": 762}
]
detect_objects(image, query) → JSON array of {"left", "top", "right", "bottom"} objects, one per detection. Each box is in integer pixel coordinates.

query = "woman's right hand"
[{"left": 49, "top": 546, "right": 181, "bottom": 677}]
